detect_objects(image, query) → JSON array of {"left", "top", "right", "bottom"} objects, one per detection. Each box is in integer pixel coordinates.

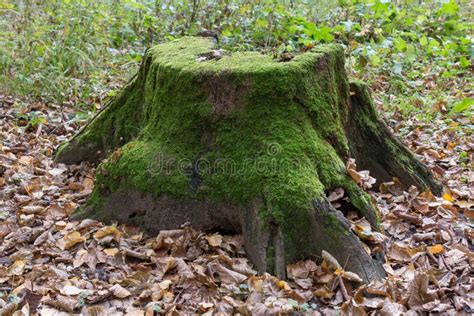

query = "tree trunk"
[{"left": 56, "top": 37, "right": 441, "bottom": 282}]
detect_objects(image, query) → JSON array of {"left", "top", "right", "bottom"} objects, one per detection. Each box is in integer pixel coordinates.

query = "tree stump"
[{"left": 56, "top": 37, "right": 441, "bottom": 282}]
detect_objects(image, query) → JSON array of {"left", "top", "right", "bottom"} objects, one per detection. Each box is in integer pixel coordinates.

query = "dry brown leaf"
[
  {"left": 77, "top": 218, "right": 101, "bottom": 230},
  {"left": 93, "top": 226, "right": 121, "bottom": 242},
  {"left": 175, "top": 258, "right": 194, "bottom": 280},
  {"left": 0, "top": 302, "right": 18, "bottom": 316},
  {"left": 60, "top": 285, "right": 82, "bottom": 296},
  {"left": 248, "top": 275, "right": 264, "bottom": 293},
  {"left": 83, "top": 305, "right": 107, "bottom": 316},
  {"left": 379, "top": 299, "right": 406, "bottom": 316},
  {"left": 340, "top": 300, "right": 366, "bottom": 316},
  {"left": 335, "top": 269, "right": 364, "bottom": 283},
  {"left": 287, "top": 261, "right": 310, "bottom": 279},
  {"left": 347, "top": 168, "right": 362, "bottom": 183},
  {"left": 209, "top": 261, "right": 247, "bottom": 284},
  {"left": 407, "top": 272, "right": 439, "bottom": 309},
  {"left": 48, "top": 166, "right": 66, "bottom": 176},
  {"left": 20, "top": 205, "right": 45, "bottom": 215},
  {"left": 82, "top": 176, "right": 94, "bottom": 190},
  {"left": 360, "top": 297, "right": 384, "bottom": 309},
  {"left": 58, "top": 231, "right": 85, "bottom": 250},
  {"left": 322, "top": 250, "right": 342, "bottom": 270},
  {"left": 103, "top": 247, "right": 119, "bottom": 256},
  {"left": 313, "top": 286, "right": 334, "bottom": 299},
  {"left": 7, "top": 260, "right": 26, "bottom": 276},
  {"left": 205, "top": 233, "right": 223, "bottom": 247},
  {"left": 43, "top": 295, "right": 78, "bottom": 313},
  {"left": 110, "top": 284, "right": 131, "bottom": 298},
  {"left": 155, "top": 257, "right": 177, "bottom": 278},
  {"left": 379, "top": 178, "right": 404, "bottom": 195},
  {"left": 387, "top": 242, "right": 421, "bottom": 262}
]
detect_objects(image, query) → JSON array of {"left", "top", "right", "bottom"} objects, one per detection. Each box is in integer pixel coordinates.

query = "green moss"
[
  {"left": 321, "top": 213, "right": 350, "bottom": 240},
  {"left": 266, "top": 246, "right": 275, "bottom": 273}
]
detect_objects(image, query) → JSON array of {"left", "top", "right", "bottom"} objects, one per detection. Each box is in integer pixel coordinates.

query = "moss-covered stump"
[{"left": 56, "top": 37, "right": 441, "bottom": 282}]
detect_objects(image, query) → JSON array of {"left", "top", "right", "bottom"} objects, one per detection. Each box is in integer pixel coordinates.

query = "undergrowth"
[{"left": 0, "top": 0, "right": 472, "bottom": 118}]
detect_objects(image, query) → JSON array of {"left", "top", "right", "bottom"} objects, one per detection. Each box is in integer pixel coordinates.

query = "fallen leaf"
[
  {"left": 209, "top": 261, "right": 247, "bottom": 284},
  {"left": 93, "top": 226, "right": 121, "bottom": 242},
  {"left": 427, "top": 244, "right": 444, "bottom": 255},
  {"left": 379, "top": 299, "right": 406, "bottom": 315},
  {"left": 407, "top": 272, "right": 438, "bottom": 309},
  {"left": 43, "top": 295, "right": 78, "bottom": 312},
  {"left": 48, "top": 166, "right": 66, "bottom": 176},
  {"left": 206, "top": 234, "right": 223, "bottom": 247},
  {"left": 155, "top": 257, "right": 177, "bottom": 278},
  {"left": 58, "top": 231, "right": 86, "bottom": 250},
  {"left": 110, "top": 284, "right": 131, "bottom": 298},
  {"left": 287, "top": 261, "right": 311, "bottom": 279},
  {"left": 314, "top": 286, "right": 334, "bottom": 299},
  {"left": 443, "top": 192, "right": 455, "bottom": 202},
  {"left": 322, "top": 250, "right": 342, "bottom": 270},
  {"left": 103, "top": 248, "right": 119, "bottom": 256},
  {"left": 379, "top": 178, "right": 404, "bottom": 195},
  {"left": 335, "top": 269, "right": 364, "bottom": 283},
  {"left": 60, "top": 285, "right": 82, "bottom": 296},
  {"left": 7, "top": 260, "right": 26, "bottom": 276},
  {"left": 20, "top": 205, "right": 45, "bottom": 215}
]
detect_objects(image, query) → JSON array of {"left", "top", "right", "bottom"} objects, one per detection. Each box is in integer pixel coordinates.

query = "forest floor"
[{"left": 0, "top": 80, "right": 473, "bottom": 314}]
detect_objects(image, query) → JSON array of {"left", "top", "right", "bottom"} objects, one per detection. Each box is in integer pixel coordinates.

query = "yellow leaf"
[
  {"left": 59, "top": 231, "right": 85, "bottom": 250},
  {"left": 354, "top": 224, "right": 375, "bottom": 241},
  {"left": 94, "top": 226, "right": 121, "bottom": 241},
  {"left": 347, "top": 168, "right": 362, "bottom": 183},
  {"left": 248, "top": 276, "right": 264, "bottom": 293},
  {"left": 159, "top": 280, "right": 172, "bottom": 290},
  {"left": 104, "top": 248, "right": 119, "bottom": 256},
  {"left": 7, "top": 260, "right": 26, "bottom": 276},
  {"left": 334, "top": 268, "right": 344, "bottom": 276},
  {"left": 443, "top": 192, "right": 454, "bottom": 202},
  {"left": 428, "top": 244, "right": 444, "bottom": 255},
  {"left": 276, "top": 280, "right": 291, "bottom": 291}
]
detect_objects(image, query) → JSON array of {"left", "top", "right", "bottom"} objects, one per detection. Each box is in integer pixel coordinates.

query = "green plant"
[{"left": 0, "top": 0, "right": 472, "bottom": 123}]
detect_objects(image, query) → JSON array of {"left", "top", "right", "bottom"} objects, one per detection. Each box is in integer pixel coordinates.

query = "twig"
[
  {"left": 440, "top": 254, "right": 453, "bottom": 273},
  {"left": 426, "top": 251, "right": 438, "bottom": 268},
  {"left": 413, "top": 232, "right": 436, "bottom": 241},
  {"left": 338, "top": 276, "right": 351, "bottom": 302},
  {"left": 394, "top": 210, "right": 422, "bottom": 225}
]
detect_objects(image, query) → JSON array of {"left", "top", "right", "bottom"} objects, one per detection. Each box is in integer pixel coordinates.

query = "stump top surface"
[{"left": 149, "top": 37, "right": 342, "bottom": 74}]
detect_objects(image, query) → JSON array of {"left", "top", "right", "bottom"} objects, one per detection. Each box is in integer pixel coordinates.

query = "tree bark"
[{"left": 56, "top": 37, "right": 441, "bottom": 282}]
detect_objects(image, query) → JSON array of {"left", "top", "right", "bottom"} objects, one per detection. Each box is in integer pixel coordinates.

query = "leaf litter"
[{"left": 0, "top": 93, "right": 472, "bottom": 315}]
